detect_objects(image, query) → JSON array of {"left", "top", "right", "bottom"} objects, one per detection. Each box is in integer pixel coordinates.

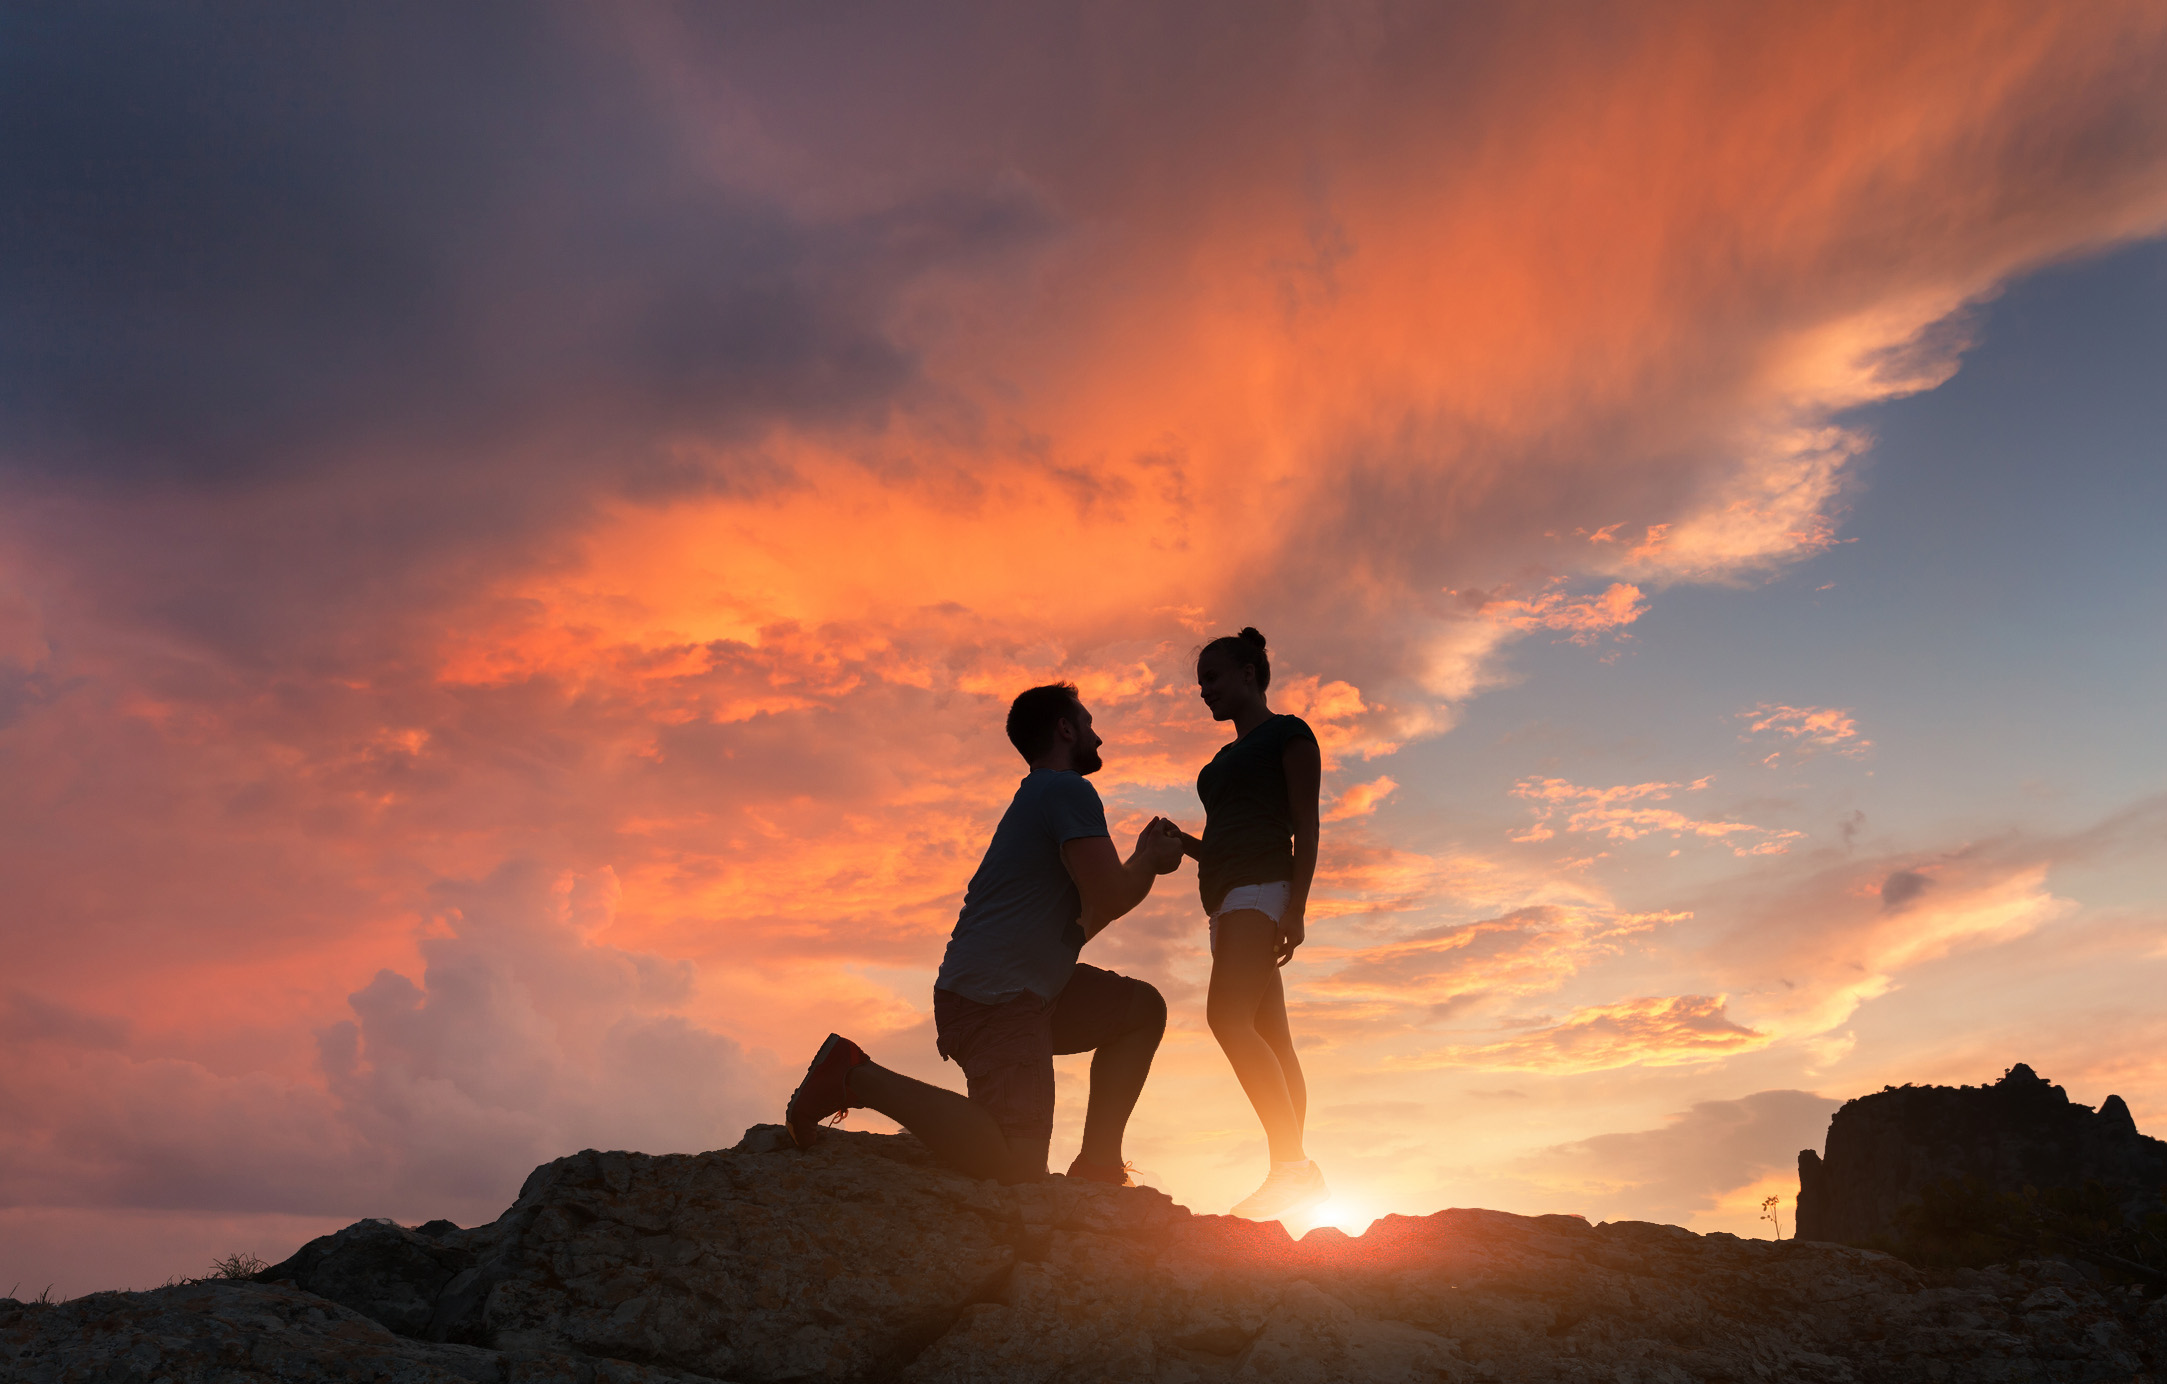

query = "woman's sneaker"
[
  {"left": 785, "top": 1034, "right": 869, "bottom": 1149},
  {"left": 1230, "top": 1160, "right": 1328, "bottom": 1221},
  {"left": 1065, "top": 1155, "right": 1136, "bottom": 1187}
]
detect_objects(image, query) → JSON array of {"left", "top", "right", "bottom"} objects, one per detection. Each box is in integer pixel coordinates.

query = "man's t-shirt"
[
  {"left": 1196, "top": 713, "right": 1318, "bottom": 914},
  {"left": 935, "top": 770, "right": 1111, "bottom": 1004}
]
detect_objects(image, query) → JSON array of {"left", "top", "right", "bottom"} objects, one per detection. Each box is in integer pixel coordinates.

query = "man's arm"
[{"left": 1065, "top": 820, "right": 1182, "bottom": 940}]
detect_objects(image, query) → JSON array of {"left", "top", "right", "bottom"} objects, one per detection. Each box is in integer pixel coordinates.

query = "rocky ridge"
[
  {"left": 1798, "top": 1063, "right": 2167, "bottom": 1261},
  {"left": 8, "top": 1124, "right": 2167, "bottom": 1383}
]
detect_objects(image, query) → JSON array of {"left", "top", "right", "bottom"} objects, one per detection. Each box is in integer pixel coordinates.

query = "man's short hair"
[{"left": 1006, "top": 682, "right": 1082, "bottom": 762}]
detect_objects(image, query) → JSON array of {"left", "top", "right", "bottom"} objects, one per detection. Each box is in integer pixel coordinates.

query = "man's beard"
[{"left": 1074, "top": 743, "right": 1103, "bottom": 775}]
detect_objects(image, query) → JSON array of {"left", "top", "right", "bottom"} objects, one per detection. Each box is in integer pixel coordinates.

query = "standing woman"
[{"left": 1176, "top": 628, "right": 1328, "bottom": 1220}]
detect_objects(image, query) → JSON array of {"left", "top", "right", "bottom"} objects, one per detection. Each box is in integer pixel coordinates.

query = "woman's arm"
[{"left": 1280, "top": 737, "right": 1322, "bottom": 967}]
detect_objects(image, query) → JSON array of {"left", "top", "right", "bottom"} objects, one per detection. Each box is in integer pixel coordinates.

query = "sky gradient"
[{"left": 4, "top": 1, "right": 2166, "bottom": 1296}]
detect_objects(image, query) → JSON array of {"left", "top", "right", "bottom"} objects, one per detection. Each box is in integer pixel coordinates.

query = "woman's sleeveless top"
[{"left": 1196, "top": 714, "right": 1317, "bottom": 914}]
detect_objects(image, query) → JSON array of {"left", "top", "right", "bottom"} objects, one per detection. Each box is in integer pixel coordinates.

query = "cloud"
[
  {"left": 318, "top": 862, "right": 780, "bottom": 1209},
  {"left": 0, "top": 6, "right": 1050, "bottom": 487},
  {"left": 1700, "top": 841, "right": 2103, "bottom": 1041},
  {"left": 1745, "top": 866, "right": 2074, "bottom": 1037},
  {"left": 0, "top": 860, "right": 778, "bottom": 1223},
  {"left": 1462, "top": 582, "right": 1649, "bottom": 646},
  {"left": 1880, "top": 869, "right": 1933, "bottom": 908},
  {"left": 1401, "top": 995, "right": 1770, "bottom": 1074},
  {"left": 1740, "top": 703, "right": 1871, "bottom": 765},
  {"left": 1306, "top": 905, "right": 1678, "bottom": 1018},
  {"left": 1510, "top": 777, "right": 1805, "bottom": 856},
  {"left": 1324, "top": 776, "right": 1399, "bottom": 822},
  {"left": 0, "top": 992, "right": 129, "bottom": 1051},
  {"left": 1515, "top": 1090, "right": 1838, "bottom": 1226}
]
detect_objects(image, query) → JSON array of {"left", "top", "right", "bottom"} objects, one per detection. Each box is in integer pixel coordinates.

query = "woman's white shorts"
[{"left": 1209, "top": 880, "right": 1292, "bottom": 952}]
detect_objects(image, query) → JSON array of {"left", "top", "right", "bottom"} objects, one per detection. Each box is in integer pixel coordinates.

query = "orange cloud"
[
  {"left": 1307, "top": 906, "right": 1680, "bottom": 1014},
  {"left": 1706, "top": 853, "right": 2079, "bottom": 1042},
  {"left": 1324, "top": 776, "right": 1399, "bottom": 823},
  {"left": 1402, "top": 995, "right": 1770, "bottom": 1074},
  {"left": 1740, "top": 702, "right": 1871, "bottom": 765},
  {"left": 1510, "top": 777, "right": 1804, "bottom": 856}
]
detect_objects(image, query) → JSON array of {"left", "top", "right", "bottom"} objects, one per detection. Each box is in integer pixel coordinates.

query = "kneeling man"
[{"left": 785, "top": 682, "right": 1183, "bottom": 1183}]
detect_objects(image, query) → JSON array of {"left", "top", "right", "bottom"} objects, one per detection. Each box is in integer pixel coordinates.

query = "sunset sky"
[{"left": 5, "top": 2, "right": 2167, "bottom": 1296}]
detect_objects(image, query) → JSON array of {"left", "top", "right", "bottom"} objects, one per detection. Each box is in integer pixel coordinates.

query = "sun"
[{"left": 1290, "top": 1198, "right": 1378, "bottom": 1238}]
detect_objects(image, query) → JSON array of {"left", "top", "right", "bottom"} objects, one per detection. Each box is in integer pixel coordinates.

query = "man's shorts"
[{"left": 933, "top": 962, "right": 1159, "bottom": 1178}]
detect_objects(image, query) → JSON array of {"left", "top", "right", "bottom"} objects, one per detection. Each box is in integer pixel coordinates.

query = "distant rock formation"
[
  {"left": 1798, "top": 1063, "right": 2167, "bottom": 1265},
  {"left": 10, "top": 1122, "right": 2167, "bottom": 1382}
]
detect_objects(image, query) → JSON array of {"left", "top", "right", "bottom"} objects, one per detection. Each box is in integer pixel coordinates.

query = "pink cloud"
[
  {"left": 1510, "top": 777, "right": 1805, "bottom": 856},
  {"left": 1465, "top": 582, "right": 1649, "bottom": 646},
  {"left": 1740, "top": 702, "right": 1872, "bottom": 765}
]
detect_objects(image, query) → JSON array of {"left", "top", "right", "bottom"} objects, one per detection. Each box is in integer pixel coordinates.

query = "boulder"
[
  {"left": 259, "top": 1217, "right": 480, "bottom": 1337},
  {"left": 12, "top": 1121, "right": 2167, "bottom": 1382},
  {"left": 1797, "top": 1063, "right": 2167, "bottom": 1252}
]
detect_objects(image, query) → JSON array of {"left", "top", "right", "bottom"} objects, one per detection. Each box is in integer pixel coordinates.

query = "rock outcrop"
[
  {"left": 10, "top": 1122, "right": 2167, "bottom": 1382},
  {"left": 1798, "top": 1063, "right": 2167, "bottom": 1251}
]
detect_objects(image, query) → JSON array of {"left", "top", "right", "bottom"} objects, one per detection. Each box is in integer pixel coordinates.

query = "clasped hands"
[{"left": 1134, "top": 816, "right": 1187, "bottom": 874}]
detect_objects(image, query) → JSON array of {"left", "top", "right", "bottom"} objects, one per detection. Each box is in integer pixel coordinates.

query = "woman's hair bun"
[{"left": 1199, "top": 627, "right": 1272, "bottom": 690}]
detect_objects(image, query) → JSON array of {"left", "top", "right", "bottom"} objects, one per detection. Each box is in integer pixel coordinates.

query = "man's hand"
[
  {"left": 1139, "top": 817, "right": 1185, "bottom": 875},
  {"left": 1066, "top": 821, "right": 1181, "bottom": 939},
  {"left": 1275, "top": 898, "right": 1306, "bottom": 967}
]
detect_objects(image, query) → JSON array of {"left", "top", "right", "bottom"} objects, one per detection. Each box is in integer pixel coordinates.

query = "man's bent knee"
[{"left": 1129, "top": 979, "right": 1168, "bottom": 1038}]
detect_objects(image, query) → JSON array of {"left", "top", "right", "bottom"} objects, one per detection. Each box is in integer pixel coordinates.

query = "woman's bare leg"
[
  {"left": 1207, "top": 911, "right": 1307, "bottom": 1163},
  {"left": 1250, "top": 961, "right": 1306, "bottom": 1136}
]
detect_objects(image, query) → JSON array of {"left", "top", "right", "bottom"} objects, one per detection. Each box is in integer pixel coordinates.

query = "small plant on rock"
[
  {"left": 206, "top": 1252, "right": 267, "bottom": 1280},
  {"left": 1761, "top": 1195, "right": 1784, "bottom": 1240}
]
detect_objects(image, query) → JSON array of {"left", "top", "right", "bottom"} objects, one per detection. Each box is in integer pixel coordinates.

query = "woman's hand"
[
  {"left": 1140, "top": 817, "right": 1186, "bottom": 875},
  {"left": 1274, "top": 899, "right": 1306, "bottom": 967}
]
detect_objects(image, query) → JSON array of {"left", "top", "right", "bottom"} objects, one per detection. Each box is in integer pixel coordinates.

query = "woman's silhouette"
[{"left": 1173, "top": 628, "right": 1328, "bottom": 1220}]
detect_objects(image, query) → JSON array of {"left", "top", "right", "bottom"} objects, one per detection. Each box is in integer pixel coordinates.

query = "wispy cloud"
[
  {"left": 1306, "top": 905, "right": 1679, "bottom": 1015},
  {"left": 1510, "top": 777, "right": 1805, "bottom": 856},
  {"left": 1324, "top": 776, "right": 1400, "bottom": 822},
  {"left": 1401, "top": 995, "right": 1770, "bottom": 1074},
  {"left": 1740, "top": 703, "right": 1871, "bottom": 765},
  {"left": 1707, "top": 854, "right": 2080, "bottom": 1041},
  {"left": 1464, "top": 582, "right": 1648, "bottom": 646}
]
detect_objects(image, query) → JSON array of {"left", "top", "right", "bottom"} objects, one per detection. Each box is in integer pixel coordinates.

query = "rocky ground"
[{"left": 8, "top": 1125, "right": 2167, "bottom": 1383}]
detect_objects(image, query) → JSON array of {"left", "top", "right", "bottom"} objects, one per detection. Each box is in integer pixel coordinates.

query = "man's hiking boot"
[
  {"left": 1229, "top": 1160, "right": 1328, "bottom": 1222},
  {"left": 1065, "top": 1155, "right": 1136, "bottom": 1187},
  {"left": 786, "top": 1033, "right": 869, "bottom": 1149}
]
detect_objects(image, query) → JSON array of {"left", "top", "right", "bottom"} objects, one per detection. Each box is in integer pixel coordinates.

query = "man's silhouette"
[{"left": 784, "top": 682, "right": 1183, "bottom": 1183}]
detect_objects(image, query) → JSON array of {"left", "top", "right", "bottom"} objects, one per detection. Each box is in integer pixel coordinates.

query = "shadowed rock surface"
[
  {"left": 0, "top": 1279, "right": 707, "bottom": 1384},
  {"left": 1798, "top": 1063, "right": 2167, "bottom": 1248},
  {"left": 10, "top": 1123, "right": 2167, "bottom": 1382}
]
